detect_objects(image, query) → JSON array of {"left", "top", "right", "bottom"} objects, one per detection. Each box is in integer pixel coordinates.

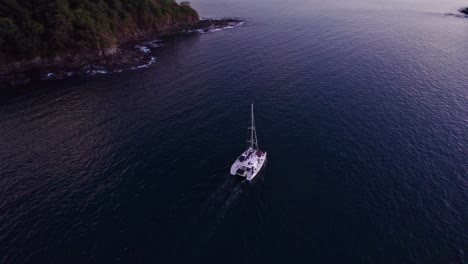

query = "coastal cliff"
[{"left": 0, "top": 0, "right": 203, "bottom": 84}]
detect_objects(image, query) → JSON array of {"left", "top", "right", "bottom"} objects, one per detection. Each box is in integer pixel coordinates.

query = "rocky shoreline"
[{"left": 0, "top": 18, "right": 243, "bottom": 87}]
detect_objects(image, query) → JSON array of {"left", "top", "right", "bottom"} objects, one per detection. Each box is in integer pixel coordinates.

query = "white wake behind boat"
[{"left": 230, "top": 104, "right": 267, "bottom": 181}]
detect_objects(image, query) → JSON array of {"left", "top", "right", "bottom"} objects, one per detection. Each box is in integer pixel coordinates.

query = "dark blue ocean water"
[{"left": 0, "top": 0, "right": 467, "bottom": 263}]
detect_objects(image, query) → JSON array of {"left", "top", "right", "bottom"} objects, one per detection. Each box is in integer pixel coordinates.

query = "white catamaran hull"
[{"left": 230, "top": 148, "right": 267, "bottom": 181}]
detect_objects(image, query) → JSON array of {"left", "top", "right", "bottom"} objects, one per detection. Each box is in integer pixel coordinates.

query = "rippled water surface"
[{"left": 1, "top": 0, "right": 467, "bottom": 263}]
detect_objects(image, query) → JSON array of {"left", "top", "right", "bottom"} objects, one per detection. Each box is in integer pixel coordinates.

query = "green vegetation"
[{"left": 0, "top": 0, "right": 198, "bottom": 62}]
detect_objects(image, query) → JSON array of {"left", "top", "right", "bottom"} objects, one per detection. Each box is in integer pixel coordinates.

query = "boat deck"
[{"left": 230, "top": 147, "right": 267, "bottom": 180}]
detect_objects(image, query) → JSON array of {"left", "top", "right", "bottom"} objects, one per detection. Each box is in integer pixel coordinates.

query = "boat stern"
[{"left": 235, "top": 168, "right": 246, "bottom": 177}]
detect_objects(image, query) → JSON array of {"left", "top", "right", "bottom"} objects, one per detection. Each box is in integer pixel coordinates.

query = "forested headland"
[
  {"left": 0, "top": 0, "right": 199, "bottom": 62},
  {"left": 0, "top": 0, "right": 225, "bottom": 84}
]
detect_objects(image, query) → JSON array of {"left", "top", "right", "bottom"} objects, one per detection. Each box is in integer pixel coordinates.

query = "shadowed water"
[{"left": 0, "top": 0, "right": 467, "bottom": 263}]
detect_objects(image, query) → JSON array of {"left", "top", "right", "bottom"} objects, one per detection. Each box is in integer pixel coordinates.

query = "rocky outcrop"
[{"left": 460, "top": 7, "right": 468, "bottom": 15}]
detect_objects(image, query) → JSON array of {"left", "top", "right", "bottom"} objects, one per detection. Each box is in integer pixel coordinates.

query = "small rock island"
[
  {"left": 460, "top": 7, "right": 468, "bottom": 15},
  {"left": 0, "top": 0, "right": 242, "bottom": 85}
]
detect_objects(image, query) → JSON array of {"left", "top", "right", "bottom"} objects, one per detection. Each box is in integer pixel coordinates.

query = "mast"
[{"left": 248, "top": 104, "right": 258, "bottom": 150}]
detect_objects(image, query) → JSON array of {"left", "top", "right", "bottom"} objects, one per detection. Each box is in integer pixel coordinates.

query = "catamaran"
[{"left": 230, "top": 104, "right": 267, "bottom": 181}]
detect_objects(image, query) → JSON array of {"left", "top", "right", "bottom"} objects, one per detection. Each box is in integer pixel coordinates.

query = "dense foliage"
[{"left": 0, "top": 0, "right": 198, "bottom": 62}]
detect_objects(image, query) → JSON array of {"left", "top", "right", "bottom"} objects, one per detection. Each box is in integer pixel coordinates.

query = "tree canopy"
[{"left": 0, "top": 0, "right": 198, "bottom": 62}]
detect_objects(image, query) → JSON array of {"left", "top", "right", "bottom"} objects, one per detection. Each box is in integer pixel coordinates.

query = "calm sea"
[{"left": 0, "top": 0, "right": 467, "bottom": 263}]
